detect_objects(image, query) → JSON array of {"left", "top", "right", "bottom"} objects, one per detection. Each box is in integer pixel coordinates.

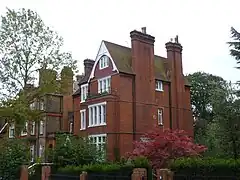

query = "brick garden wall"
[{"left": 20, "top": 166, "right": 174, "bottom": 180}]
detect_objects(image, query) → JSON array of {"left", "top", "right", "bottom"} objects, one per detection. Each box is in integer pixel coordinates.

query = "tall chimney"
[
  {"left": 165, "top": 35, "right": 185, "bottom": 130},
  {"left": 83, "top": 59, "right": 94, "bottom": 76},
  {"left": 130, "top": 28, "right": 155, "bottom": 135},
  {"left": 130, "top": 28, "right": 155, "bottom": 102}
]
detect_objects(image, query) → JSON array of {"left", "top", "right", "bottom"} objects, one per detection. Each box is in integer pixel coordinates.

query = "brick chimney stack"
[
  {"left": 130, "top": 27, "right": 155, "bottom": 103},
  {"left": 165, "top": 36, "right": 185, "bottom": 130},
  {"left": 84, "top": 59, "right": 94, "bottom": 76},
  {"left": 130, "top": 27, "right": 156, "bottom": 135}
]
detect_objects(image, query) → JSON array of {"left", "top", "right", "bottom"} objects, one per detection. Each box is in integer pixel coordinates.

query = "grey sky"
[{"left": 1, "top": 0, "right": 240, "bottom": 82}]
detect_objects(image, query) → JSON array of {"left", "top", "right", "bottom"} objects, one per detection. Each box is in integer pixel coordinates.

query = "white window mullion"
[
  {"left": 83, "top": 111, "right": 86, "bottom": 129},
  {"left": 96, "top": 106, "right": 100, "bottom": 125},
  {"left": 103, "top": 105, "right": 106, "bottom": 123},
  {"left": 88, "top": 108, "right": 90, "bottom": 126},
  {"left": 101, "top": 105, "right": 104, "bottom": 124},
  {"left": 99, "top": 105, "right": 102, "bottom": 124},
  {"left": 93, "top": 107, "right": 95, "bottom": 125}
]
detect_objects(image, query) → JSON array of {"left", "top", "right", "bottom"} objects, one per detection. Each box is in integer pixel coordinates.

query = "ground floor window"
[
  {"left": 30, "top": 145, "right": 35, "bottom": 162},
  {"left": 88, "top": 134, "right": 107, "bottom": 161}
]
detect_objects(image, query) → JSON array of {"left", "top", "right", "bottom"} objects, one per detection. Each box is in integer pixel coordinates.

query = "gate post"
[
  {"left": 131, "top": 168, "right": 147, "bottom": 180},
  {"left": 20, "top": 165, "right": 28, "bottom": 180},
  {"left": 80, "top": 171, "right": 87, "bottom": 180},
  {"left": 42, "top": 166, "right": 51, "bottom": 180},
  {"left": 156, "top": 169, "right": 170, "bottom": 180}
]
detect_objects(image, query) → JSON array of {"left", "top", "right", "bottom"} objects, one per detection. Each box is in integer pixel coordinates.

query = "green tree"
[
  {"left": 214, "top": 83, "right": 240, "bottom": 159},
  {"left": 187, "top": 72, "right": 227, "bottom": 143},
  {"left": 0, "top": 8, "right": 76, "bottom": 98},
  {"left": 0, "top": 8, "right": 77, "bottom": 128},
  {"left": 0, "top": 138, "right": 29, "bottom": 180},
  {"left": 228, "top": 27, "right": 240, "bottom": 69}
]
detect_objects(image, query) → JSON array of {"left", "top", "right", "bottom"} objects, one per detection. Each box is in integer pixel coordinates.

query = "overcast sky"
[{"left": 1, "top": 0, "right": 240, "bottom": 82}]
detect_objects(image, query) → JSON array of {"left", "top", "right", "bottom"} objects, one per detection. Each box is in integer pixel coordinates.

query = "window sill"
[
  {"left": 88, "top": 123, "right": 106, "bottom": 128},
  {"left": 156, "top": 89, "right": 164, "bottom": 92},
  {"left": 80, "top": 128, "right": 86, "bottom": 131},
  {"left": 99, "top": 66, "right": 108, "bottom": 70},
  {"left": 80, "top": 100, "right": 86, "bottom": 104},
  {"left": 158, "top": 123, "right": 164, "bottom": 126},
  {"left": 21, "top": 134, "right": 27, "bottom": 136}
]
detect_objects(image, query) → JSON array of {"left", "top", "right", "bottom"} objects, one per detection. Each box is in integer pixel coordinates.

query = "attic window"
[{"left": 99, "top": 55, "right": 109, "bottom": 69}]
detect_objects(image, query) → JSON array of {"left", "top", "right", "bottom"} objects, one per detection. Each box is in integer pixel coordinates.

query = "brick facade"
[{"left": 73, "top": 28, "right": 193, "bottom": 160}]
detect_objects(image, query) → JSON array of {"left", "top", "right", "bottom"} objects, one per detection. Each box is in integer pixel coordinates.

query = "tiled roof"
[
  {"left": 73, "top": 40, "right": 190, "bottom": 96},
  {"left": 104, "top": 41, "right": 190, "bottom": 85}
]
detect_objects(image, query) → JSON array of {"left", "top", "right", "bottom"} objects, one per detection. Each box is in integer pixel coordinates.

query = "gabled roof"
[
  {"left": 104, "top": 41, "right": 170, "bottom": 81},
  {"left": 104, "top": 41, "right": 189, "bottom": 85},
  {"left": 73, "top": 40, "right": 190, "bottom": 96}
]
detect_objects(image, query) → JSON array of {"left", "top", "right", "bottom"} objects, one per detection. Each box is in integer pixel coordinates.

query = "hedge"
[
  {"left": 57, "top": 156, "right": 150, "bottom": 175},
  {"left": 170, "top": 157, "right": 240, "bottom": 176}
]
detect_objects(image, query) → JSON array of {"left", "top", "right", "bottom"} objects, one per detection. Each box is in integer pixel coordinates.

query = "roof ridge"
[
  {"left": 103, "top": 40, "right": 166, "bottom": 59},
  {"left": 103, "top": 40, "right": 131, "bottom": 50}
]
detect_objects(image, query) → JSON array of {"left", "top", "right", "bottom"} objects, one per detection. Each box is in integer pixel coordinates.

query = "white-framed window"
[
  {"left": 81, "top": 84, "right": 88, "bottom": 102},
  {"left": 30, "top": 145, "right": 35, "bottom": 162},
  {"left": 9, "top": 123, "right": 15, "bottom": 138},
  {"left": 30, "top": 121, "right": 35, "bottom": 135},
  {"left": 155, "top": 80, "right": 163, "bottom": 91},
  {"left": 89, "top": 134, "right": 107, "bottom": 161},
  {"left": 21, "top": 121, "right": 28, "bottom": 136},
  {"left": 99, "top": 55, "right": 109, "bottom": 69},
  {"left": 80, "top": 109, "right": 86, "bottom": 130},
  {"left": 88, "top": 102, "right": 106, "bottom": 127},
  {"left": 39, "top": 120, "right": 44, "bottom": 135},
  {"left": 158, "top": 108, "right": 163, "bottom": 125},
  {"left": 30, "top": 102, "right": 36, "bottom": 110},
  {"left": 39, "top": 144, "right": 44, "bottom": 157},
  {"left": 39, "top": 101, "right": 44, "bottom": 110},
  {"left": 69, "top": 122, "right": 73, "bottom": 133},
  {"left": 98, "top": 76, "right": 111, "bottom": 93}
]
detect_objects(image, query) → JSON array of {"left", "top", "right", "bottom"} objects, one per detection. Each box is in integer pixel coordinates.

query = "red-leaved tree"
[{"left": 128, "top": 128, "right": 207, "bottom": 169}]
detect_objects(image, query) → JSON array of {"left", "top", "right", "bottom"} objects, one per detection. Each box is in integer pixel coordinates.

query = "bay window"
[{"left": 88, "top": 102, "right": 107, "bottom": 127}]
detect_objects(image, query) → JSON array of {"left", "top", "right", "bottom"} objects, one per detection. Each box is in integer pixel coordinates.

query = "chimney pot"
[
  {"left": 141, "top": 27, "right": 146, "bottom": 34},
  {"left": 83, "top": 59, "right": 94, "bottom": 76}
]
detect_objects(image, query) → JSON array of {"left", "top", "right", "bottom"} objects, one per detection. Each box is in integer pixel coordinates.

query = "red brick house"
[
  {"left": 72, "top": 28, "right": 193, "bottom": 160},
  {"left": 0, "top": 67, "right": 74, "bottom": 163}
]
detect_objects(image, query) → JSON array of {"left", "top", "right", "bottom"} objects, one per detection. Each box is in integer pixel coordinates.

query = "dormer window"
[
  {"left": 155, "top": 80, "right": 163, "bottom": 91},
  {"left": 99, "top": 55, "right": 109, "bottom": 69}
]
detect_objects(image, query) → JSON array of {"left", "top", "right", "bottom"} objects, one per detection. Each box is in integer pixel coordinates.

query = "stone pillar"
[
  {"left": 42, "top": 166, "right": 51, "bottom": 180},
  {"left": 131, "top": 168, "right": 147, "bottom": 180},
  {"left": 80, "top": 171, "right": 87, "bottom": 180},
  {"left": 168, "top": 171, "right": 174, "bottom": 180},
  {"left": 20, "top": 166, "right": 28, "bottom": 180},
  {"left": 156, "top": 169, "right": 173, "bottom": 180}
]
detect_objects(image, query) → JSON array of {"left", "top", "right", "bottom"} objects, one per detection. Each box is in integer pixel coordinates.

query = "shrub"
[
  {"left": 57, "top": 162, "right": 134, "bottom": 175},
  {"left": 50, "top": 133, "right": 102, "bottom": 167},
  {"left": 0, "top": 138, "right": 29, "bottom": 180},
  {"left": 127, "top": 128, "right": 207, "bottom": 169},
  {"left": 170, "top": 157, "right": 240, "bottom": 176}
]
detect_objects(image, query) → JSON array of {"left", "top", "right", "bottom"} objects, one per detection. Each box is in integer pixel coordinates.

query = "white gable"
[{"left": 88, "top": 41, "right": 119, "bottom": 82}]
